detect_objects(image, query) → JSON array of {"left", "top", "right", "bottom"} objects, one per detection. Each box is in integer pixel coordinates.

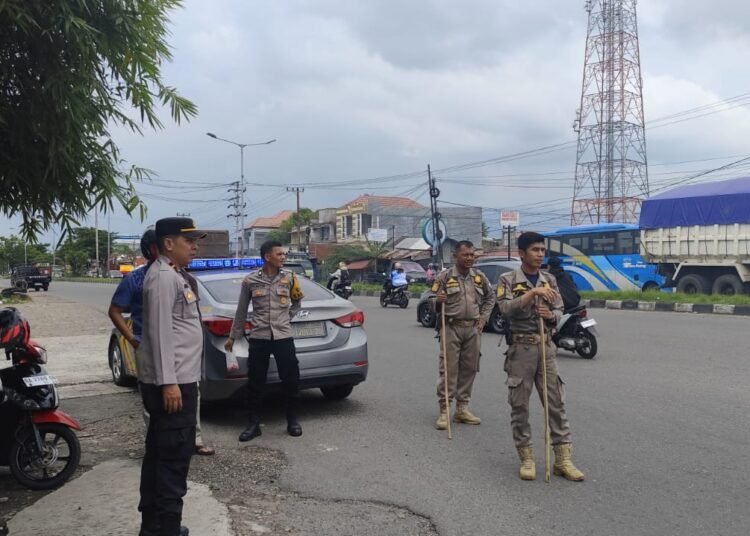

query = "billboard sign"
[{"left": 500, "top": 211, "right": 520, "bottom": 227}]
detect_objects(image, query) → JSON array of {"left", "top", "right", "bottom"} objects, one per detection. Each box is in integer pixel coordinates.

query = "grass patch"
[
  {"left": 352, "top": 282, "right": 429, "bottom": 295},
  {"left": 0, "top": 293, "right": 32, "bottom": 305},
  {"left": 55, "top": 276, "right": 120, "bottom": 284},
  {"left": 581, "top": 290, "right": 750, "bottom": 305}
]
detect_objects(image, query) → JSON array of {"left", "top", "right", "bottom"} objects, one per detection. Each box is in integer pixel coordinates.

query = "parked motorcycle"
[
  {"left": 0, "top": 310, "right": 81, "bottom": 490},
  {"left": 333, "top": 284, "right": 353, "bottom": 300},
  {"left": 380, "top": 285, "right": 409, "bottom": 309},
  {"left": 552, "top": 304, "right": 599, "bottom": 359}
]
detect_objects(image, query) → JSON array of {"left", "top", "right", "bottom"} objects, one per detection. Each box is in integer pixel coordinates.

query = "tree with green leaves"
[
  {"left": 268, "top": 208, "right": 318, "bottom": 246},
  {"left": 0, "top": 235, "right": 49, "bottom": 271},
  {"left": 57, "top": 227, "right": 116, "bottom": 275},
  {"left": 0, "top": 0, "right": 197, "bottom": 241},
  {"left": 482, "top": 221, "right": 490, "bottom": 238}
]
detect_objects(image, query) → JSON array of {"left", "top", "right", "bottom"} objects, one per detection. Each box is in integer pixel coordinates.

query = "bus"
[{"left": 544, "top": 223, "right": 664, "bottom": 292}]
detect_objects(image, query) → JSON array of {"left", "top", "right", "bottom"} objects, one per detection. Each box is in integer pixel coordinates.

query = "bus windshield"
[{"left": 544, "top": 223, "right": 664, "bottom": 292}]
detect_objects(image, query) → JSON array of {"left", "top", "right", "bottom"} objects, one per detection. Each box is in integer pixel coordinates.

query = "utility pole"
[
  {"left": 227, "top": 182, "right": 242, "bottom": 259},
  {"left": 94, "top": 208, "right": 100, "bottom": 277},
  {"left": 391, "top": 224, "right": 396, "bottom": 251},
  {"left": 107, "top": 212, "right": 111, "bottom": 273},
  {"left": 286, "top": 187, "right": 304, "bottom": 251},
  {"left": 427, "top": 165, "right": 444, "bottom": 269},
  {"left": 504, "top": 226, "right": 517, "bottom": 259}
]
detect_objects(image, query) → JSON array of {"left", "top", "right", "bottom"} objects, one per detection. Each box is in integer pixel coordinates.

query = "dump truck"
[{"left": 640, "top": 177, "right": 750, "bottom": 295}]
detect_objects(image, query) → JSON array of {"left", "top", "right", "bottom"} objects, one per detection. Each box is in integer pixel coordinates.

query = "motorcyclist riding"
[
  {"left": 327, "top": 261, "right": 351, "bottom": 291},
  {"left": 384, "top": 262, "right": 408, "bottom": 297}
]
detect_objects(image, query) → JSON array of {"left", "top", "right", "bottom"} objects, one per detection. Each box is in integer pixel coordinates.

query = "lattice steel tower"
[{"left": 571, "top": 0, "right": 649, "bottom": 224}]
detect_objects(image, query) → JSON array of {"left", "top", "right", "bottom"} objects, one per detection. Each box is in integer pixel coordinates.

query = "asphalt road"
[{"left": 28, "top": 281, "right": 750, "bottom": 536}]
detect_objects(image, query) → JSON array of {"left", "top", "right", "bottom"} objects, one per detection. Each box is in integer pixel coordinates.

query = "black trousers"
[
  {"left": 247, "top": 337, "right": 299, "bottom": 419},
  {"left": 138, "top": 382, "right": 197, "bottom": 532}
]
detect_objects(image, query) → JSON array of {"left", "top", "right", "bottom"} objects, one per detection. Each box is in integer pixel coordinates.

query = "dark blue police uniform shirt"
[{"left": 110, "top": 266, "right": 148, "bottom": 341}]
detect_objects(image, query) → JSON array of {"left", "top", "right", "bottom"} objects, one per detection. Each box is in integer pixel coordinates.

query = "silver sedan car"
[{"left": 107, "top": 270, "right": 368, "bottom": 402}]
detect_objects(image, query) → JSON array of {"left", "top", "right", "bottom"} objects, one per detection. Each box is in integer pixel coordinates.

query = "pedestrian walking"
[
  {"left": 137, "top": 217, "right": 206, "bottom": 536},
  {"left": 225, "top": 240, "right": 305, "bottom": 442},
  {"left": 108, "top": 229, "right": 214, "bottom": 456},
  {"left": 498, "top": 232, "right": 584, "bottom": 482},
  {"left": 432, "top": 241, "right": 495, "bottom": 430}
]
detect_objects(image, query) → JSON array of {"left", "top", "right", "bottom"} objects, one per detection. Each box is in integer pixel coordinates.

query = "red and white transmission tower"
[{"left": 571, "top": 0, "right": 649, "bottom": 224}]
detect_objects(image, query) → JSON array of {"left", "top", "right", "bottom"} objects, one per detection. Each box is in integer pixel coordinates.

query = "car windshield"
[{"left": 199, "top": 272, "right": 334, "bottom": 304}]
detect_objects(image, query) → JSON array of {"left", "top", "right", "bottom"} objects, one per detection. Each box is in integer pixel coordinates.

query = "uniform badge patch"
[{"left": 512, "top": 282, "right": 529, "bottom": 297}]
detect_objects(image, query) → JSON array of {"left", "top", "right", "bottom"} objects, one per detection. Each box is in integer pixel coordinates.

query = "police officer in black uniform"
[{"left": 137, "top": 217, "right": 206, "bottom": 536}]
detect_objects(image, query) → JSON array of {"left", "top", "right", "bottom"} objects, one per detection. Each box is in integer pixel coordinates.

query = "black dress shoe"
[
  {"left": 239, "top": 421, "right": 262, "bottom": 442},
  {"left": 140, "top": 524, "right": 188, "bottom": 536},
  {"left": 180, "top": 526, "right": 190, "bottom": 536}
]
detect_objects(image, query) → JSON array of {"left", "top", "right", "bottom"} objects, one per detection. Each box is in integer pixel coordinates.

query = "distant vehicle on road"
[
  {"left": 545, "top": 223, "right": 664, "bottom": 292},
  {"left": 10, "top": 265, "right": 50, "bottom": 292},
  {"left": 108, "top": 270, "right": 124, "bottom": 279},
  {"left": 416, "top": 260, "right": 520, "bottom": 333},
  {"left": 107, "top": 267, "right": 368, "bottom": 402}
]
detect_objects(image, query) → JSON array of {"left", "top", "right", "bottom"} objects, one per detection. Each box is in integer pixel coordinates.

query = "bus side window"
[{"left": 617, "top": 231, "right": 635, "bottom": 254}]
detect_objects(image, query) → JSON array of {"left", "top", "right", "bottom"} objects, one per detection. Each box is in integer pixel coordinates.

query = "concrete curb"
[
  {"left": 582, "top": 299, "right": 750, "bottom": 316},
  {"left": 348, "top": 291, "right": 750, "bottom": 316}
]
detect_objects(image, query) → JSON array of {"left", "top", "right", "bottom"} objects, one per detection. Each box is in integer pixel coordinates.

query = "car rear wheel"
[
  {"left": 418, "top": 302, "right": 435, "bottom": 328},
  {"left": 109, "top": 339, "right": 135, "bottom": 387},
  {"left": 320, "top": 384, "right": 354, "bottom": 400},
  {"left": 488, "top": 307, "right": 505, "bottom": 334}
]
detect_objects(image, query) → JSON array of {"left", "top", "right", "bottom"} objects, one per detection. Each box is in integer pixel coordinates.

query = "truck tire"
[
  {"left": 711, "top": 274, "right": 744, "bottom": 295},
  {"left": 676, "top": 274, "right": 710, "bottom": 295}
]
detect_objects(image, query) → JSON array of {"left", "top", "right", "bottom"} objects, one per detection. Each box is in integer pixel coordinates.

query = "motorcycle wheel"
[
  {"left": 399, "top": 295, "right": 409, "bottom": 309},
  {"left": 10, "top": 423, "right": 81, "bottom": 490},
  {"left": 575, "top": 328, "right": 598, "bottom": 359},
  {"left": 379, "top": 293, "right": 388, "bottom": 308}
]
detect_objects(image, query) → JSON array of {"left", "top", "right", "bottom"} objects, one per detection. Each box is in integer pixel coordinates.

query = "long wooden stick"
[
  {"left": 440, "top": 309, "right": 452, "bottom": 440},
  {"left": 538, "top": 300, "right": 551, "bottom": 482}
]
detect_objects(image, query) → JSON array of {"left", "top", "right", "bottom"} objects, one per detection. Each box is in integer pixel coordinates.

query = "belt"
[
  {"left": 448, "top": 318, "right": 478, "bottom": 327},
  {"left": 511, "top": 333, "right": 548, "bottom": 345}
]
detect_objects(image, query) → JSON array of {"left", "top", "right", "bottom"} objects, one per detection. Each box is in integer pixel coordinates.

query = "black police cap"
[{"left": 155, "top": 217, "right": 207, "bottom": 240}]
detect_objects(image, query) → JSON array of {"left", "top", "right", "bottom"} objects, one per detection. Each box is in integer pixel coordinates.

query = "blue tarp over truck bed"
[{"left": 640, "top": 177, "right": 750, "bottom": 229}]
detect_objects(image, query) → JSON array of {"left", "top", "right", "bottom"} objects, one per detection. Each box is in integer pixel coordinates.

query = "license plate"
[
  {"left": 581, "top": 319, "right": 597, "bottom": 328},
  {"left": 293, "top": 321, "right": 326, "bottom": 339},
  {"left": 22, "top": 375, "right": 58, "bottom": 387}
]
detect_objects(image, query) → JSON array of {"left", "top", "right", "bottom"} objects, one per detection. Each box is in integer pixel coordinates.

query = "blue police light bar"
[{"left": 187, "top": 257, "right": 264, "bottom": 271}]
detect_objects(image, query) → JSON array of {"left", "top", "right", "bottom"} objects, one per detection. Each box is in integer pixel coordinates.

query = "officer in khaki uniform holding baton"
[
  {"left": 498, "top": 231, "right": 584, "bottom": 482},
  {"left": 137, "top": 217, "right": 206, "bottom": 536},
  {"left": 433, "top": 240, "right": 495, "bottom": 430},
  {"left": 226, "top": 240, "right": 305, "bottom": 442}
]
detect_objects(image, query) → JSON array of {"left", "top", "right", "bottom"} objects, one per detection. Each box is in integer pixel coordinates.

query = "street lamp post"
[{"left": 206, "top": 133, "right": 276, "bottom": 257}]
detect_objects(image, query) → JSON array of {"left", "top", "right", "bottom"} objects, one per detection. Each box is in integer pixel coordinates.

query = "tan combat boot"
[
  {"left": 553, "top": 443, "right": 585, "bottom": 481},
  {"left": 435, "top": 402, "right": 450, "bottom": 430},
  {"left": 454, "top": 402, "right": 481, "bottom": 425},
  {"left": 517, "top": 446, "right": 536, "bottom": 481}
]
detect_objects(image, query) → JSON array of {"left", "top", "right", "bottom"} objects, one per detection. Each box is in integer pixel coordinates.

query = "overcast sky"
[{"left": 5, "top": 0, "right": 750, "bottom": 244}]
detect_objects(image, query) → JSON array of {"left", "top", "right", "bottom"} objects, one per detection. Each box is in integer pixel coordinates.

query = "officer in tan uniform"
[
  {"left": 137, "top": 217, "right": 206, "bottom": 536},
  {"left": 432, "top": 240, "right": 495, "bottom": 430},
  {"left": 225, "top": 240, "right": 304, "bottom": 442},
  {"left": 498, "top": 231, "right": 584, "bottom": 482}
]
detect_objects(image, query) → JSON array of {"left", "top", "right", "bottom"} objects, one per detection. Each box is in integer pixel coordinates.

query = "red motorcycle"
[{"left": 0, "top": 309, "right": 81, "bottom": 490}]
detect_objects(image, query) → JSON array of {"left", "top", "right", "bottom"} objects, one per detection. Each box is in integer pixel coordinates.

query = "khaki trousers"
[
  {"left": 504, "top": 340, "right": 572, "bottom": 448},
  {"left": 436, "top": 321, "right": 481, "bottom": 405}
]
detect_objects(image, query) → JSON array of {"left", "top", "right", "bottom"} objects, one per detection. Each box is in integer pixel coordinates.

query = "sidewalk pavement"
[{"left": 7, "top": 458, "right": 234, "bottom": 536}]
